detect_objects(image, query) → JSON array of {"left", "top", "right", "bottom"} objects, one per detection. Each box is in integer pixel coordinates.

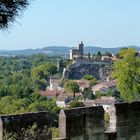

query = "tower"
[{"left": 79, "top": 41, "right": 84, "bottom": 56}]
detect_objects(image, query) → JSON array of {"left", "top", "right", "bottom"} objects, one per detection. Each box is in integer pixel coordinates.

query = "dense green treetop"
[
  {"left": 0, "top": 55, "right": 61, "bottom": 126},
  {"left": 112, "top": 48, "right": 140, "bottom": 101},
  {"left": 64, "top": 80, "right": 79, "bottom": 98}
]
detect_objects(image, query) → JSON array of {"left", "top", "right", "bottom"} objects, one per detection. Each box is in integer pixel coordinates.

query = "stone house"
[
  {"left": 56, "top": 94, "right": 72, "bottom": 108},
  {"left": 40, "top": 90, "right": 61, "bottom": 99},
  {"left": 92, "top": 80, "right": 116, "bottom": 94},
  {"left": 83, "top": 96, "right": 116, "bottom": 113},
  {"left": 74, "top": 80, "right": 89, "bottom": 91},
  {"left": 93, "top": 96, "right": 116, "bottom": 113}
]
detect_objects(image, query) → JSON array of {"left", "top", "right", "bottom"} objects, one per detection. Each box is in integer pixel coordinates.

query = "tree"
[
  {"left": 94, "top": 51, "right": 102, "bottom": 60},
  {"left": 70, "top": 100, "right": 84, "bottom": 108},
  {"left": 116, "top": 47, "right": 129, "bottom": 59},
  {"left": 104, "top": 51, "right": 112, "bottom": 57},
  {"left": 89, "top": 78, "right": 98, "bottom": 86},
  {"left": 31, "top": 63, "right": 57, "bottom": 80},
  {"left": 97, "top": 51, "right": 101, "bottom": 56},
  {"left": 88, "top": 52, "right": 91, "bottom": 59},
  {"left": 82, "top": 87, "right": 95, "bottom": 100},
  {"left": 83, "top": 75, "right": 98, "bottom": 86},
  {"left": 83, "top": 75, "right": 94, "bottom": 80},
  {"left": 31, "top": 63, "right": 57, "bottom": 91},
  {"left": 64, "top": 80, "right": 79, "bottom": 98},
  {"left": 0, "top": 0, "right": 29, "bottom": 29},
  {"left": 112, "top": 48, "right": 140, "bottom": 101}
]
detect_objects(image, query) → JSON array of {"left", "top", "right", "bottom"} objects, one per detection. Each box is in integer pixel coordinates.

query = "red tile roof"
[{"left": 40, "top": 90, "right": 62, "bottom": 97}]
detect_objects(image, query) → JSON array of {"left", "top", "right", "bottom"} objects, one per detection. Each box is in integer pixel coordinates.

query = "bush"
[
  {"left": 83, "top": 75, "right": 94, "bottom": 80},
  {"left": 70, "top": 100, "right": 84, "bottom": 108}
]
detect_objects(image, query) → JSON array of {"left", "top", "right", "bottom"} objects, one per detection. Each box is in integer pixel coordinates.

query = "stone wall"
[
  {"left": 59, "top": 106, "right": 105, "bottom": 140},
  {"left": 59, "top": 102, "right": 140, "bottom": 140},
  {"left": 0, "top": 112, "right": 52, "bottom": 140},
  {"left": 0, "top": 102, "right": 140, "bottom": 140},
  {"left": 115, "top": 102, "right": 140, "bottom": 140}
]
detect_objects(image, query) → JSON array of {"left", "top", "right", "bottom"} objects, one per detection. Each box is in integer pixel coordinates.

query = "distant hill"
[
  {"left": 0, "top": 45, "right": 139, "bottom": 57},
  {"left": 85, "top": 45, "right": 140, "bottom": 54}
]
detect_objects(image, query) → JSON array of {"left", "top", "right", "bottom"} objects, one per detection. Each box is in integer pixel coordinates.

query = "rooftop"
[{"left": 40, "top": 90, "right": 62, "bottom": 97}]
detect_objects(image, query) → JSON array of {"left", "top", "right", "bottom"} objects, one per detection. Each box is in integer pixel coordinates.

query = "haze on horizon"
[{"left": 0, "top": 0, "right": 140, "bottom": 50}]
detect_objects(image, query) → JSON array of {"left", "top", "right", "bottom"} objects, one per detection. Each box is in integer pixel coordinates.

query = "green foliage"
[
  {"left": 95, "top": 91, "right": 103, "bottom": 99},
  {"left": 0, "top": 55, "right": 61, "bottom": 127},
  {"left": 3, "top": 123, "right": 50, "bottom": 140},
  {"left": 116, "top": 47, "right": 129, "bottom": 58},
  {"left": 51, "top": 127, "right": 59, "bottom": 138},
  {"left": 31, "top": 63, "right": 57, "bottom": 91},
  {"left": 88, "top": 52, "right": 91, "bottom": 59},
  {"left": 64, "top": 80, "right": 79, "bottom": 98},
  {"left": 70, "top": 100, "right": 84, "bottom": 108},
  {"left": 112, "top": 48, "right": 140, "bottom": 101},
  {"left": 0, "top": 0, "right": 29, "bottom": 29},
  {"left": 97, "top": 51, "right": 102, "bottom": 56},
  {"left": 83, "top": 75, "right": 98, "bottom": 86},
  {"left": 104, "top": 51, "right": 112, "bottom": 57},
  {"left": 82, "top": 88, "right": 95, "bottom": 100},
  {"left": 89, "top": 78, "right": 98, "bottom": 86},
  {"left": 31, "top": 63, "right": 57, "bottom": 80},
  {"left": 83, "top": 75, "right": 94, "bottom": 81}
]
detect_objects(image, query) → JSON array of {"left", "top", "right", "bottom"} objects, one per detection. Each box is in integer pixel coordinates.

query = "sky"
[{"left": 0, "top": 0, "right": 140, "bottom": 50}]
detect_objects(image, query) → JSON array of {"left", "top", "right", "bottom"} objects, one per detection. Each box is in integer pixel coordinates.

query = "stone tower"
[{"left": 79, "top": 41, "right": 84, "bottom": 56}]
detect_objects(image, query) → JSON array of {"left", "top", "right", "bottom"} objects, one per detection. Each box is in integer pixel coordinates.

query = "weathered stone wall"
[
  {"left": 0, "top": 102, "right": 140, "bottom": 140},
  {"left": 115, "top": 102, "right": 140, "bottom": 140},
  {"left": 59, "top": 102, "right": 140, "bottom": 140},
  {"left": 59, "top": 106, "right": 105, "bottom": 140},
  {"left": 0, "top": 112, "right": 52, "bottom": 140}
]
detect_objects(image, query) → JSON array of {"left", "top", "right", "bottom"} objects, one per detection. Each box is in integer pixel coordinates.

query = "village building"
[
  {"left": 92, "top": 80, "right": 116, "bottom": 94},
  {"left": 69, "top": 42, "right": 84, "bottom": 60},
  {"left": 47, "top": 77, "right": 63, "bottom": 91},
  {"left": 101, "top": 56, "right": 112, "bottom": 61},
  {"left": 74, "top": 80, "right": 89, "bottom": 91},
  {"left": 56, "top": 93, "right": 72, "bottom": 108},
  {"left": 84, "top": 96, "right": 117, "bottom": 113},
  {"left": 41, "top": 77, "right": 64, "bottom": 99},
  {"left": 40, "top": 90, "right": 61, "bottom": 99},
  {"left": 92, "top": 96, "right": 116, "bottom": 113}
]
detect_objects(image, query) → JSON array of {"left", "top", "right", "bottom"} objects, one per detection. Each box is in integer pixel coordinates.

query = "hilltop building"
[{"left": 70, "top": 42, "right": 84, "bottom": 60}]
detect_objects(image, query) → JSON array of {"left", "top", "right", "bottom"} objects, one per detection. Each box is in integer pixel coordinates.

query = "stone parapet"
[
  {"left": 59, "top": 106, "right": 105, "bottom": 140},
  {"left": 115, "top": 102, "right": 140, "bottom": 140},
  {"left": 0, "top": 112, "right": 52, "bottom": 140}
]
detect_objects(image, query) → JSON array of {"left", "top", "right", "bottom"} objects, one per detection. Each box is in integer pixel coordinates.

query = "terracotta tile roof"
[
  {"left": 92, "top": 80, "right": 117, "bottom": 92},
  {"left": 40, "top": 90, "right": 62, "bottom": 97},
  {"left": 66, "top": 92, "right": 83, "bottom": 97},
  {"left": 57, "top": 94, "right": 72, "bottom": 101},
  {"left": 74, "top": 80, "right": 89, "bottom": 88}
]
